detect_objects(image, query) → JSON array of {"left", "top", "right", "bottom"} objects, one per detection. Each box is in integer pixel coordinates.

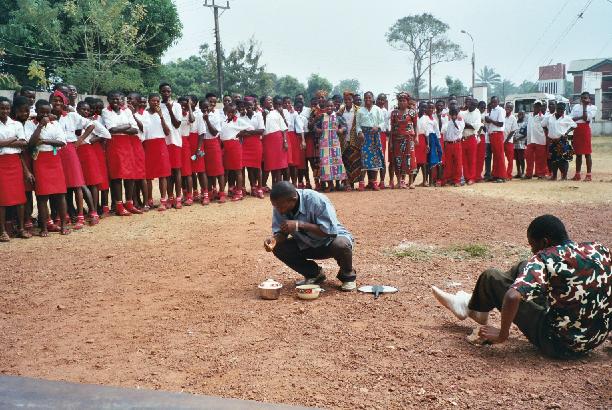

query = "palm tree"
[{"left": 476, "top": 66, "right": 501, "bottom": 87}]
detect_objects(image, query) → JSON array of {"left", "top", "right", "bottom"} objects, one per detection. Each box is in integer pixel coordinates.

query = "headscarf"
[
  {"left": 396, "top": 91, "right": 411, "bottom": 101},
  {"left": 343, "top": 90, "right": 354, "bottom": 98},
  {"left": 315, "top": 90, "right": 328, "bottom": 98},
  {"left": 51, "top": 90, "right": 68, "bottom": 106}
]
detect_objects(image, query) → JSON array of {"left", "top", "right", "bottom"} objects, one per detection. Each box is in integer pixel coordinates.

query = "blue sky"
[{"left": 163, "top": 0, "right": 612, "bottom": 94}]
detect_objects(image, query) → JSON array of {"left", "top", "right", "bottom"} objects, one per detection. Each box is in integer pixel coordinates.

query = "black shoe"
[{"left": 296, "top": 271, "right": 326, "bottom": 286}]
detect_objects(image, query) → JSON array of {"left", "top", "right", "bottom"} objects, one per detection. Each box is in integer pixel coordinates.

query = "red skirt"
[
  {"left": 189, "top": 132, "right": 206, "bottom": 173},
  {"left": 242, "top": 135, "right": 263, "bottom": 168},
  {"left": 203, "top": 138, "right": 224, "bottom": 177},
  {"left": 22, "top": 151, "right": 34, "bottom": 192},
  {"left": 93, "top": 142, "right": 109, "bottom": 190},
  {"left": 107, "top": 134, "right": 137, "bottom": 180},
  {"left": 168, "top": 144, "right": 182, "bottom": 169},
  {"left": 305, "top": 133, "right": 316, "bottom": 158},
  {"left": 59, "top": 142, "right": 85, "bottom": 188},
  {"left": 415, "top": 134, "right": 427, "bottom": 165},
  {"left": 131, "top": 138, "right": 146, "bottom": 179},
  {"left": 286, "top": 131, "right": 296, "bottom": 166},
  {"left": 573, "top": 123, "right": 592, "bottom": 155},
  {"left": 34, "top": 151, "right": 67, "bottom": 196},
  {"left": 263, "top": 131, "right": 288, "bottom": 171},
  {"left": 0, "top": 154, "right": 26, "bottom": 206},
  {"left": 143, "top": 138, "right": 171, "bottom": 179},
  {"left": 181, "top": 136, "right": 192, "bottom": 175},
  {"left": 77, "top": 143, "right": 104, "bottom": 186},
  {"left": 380, "top": 132, "right": 387, "bottom": 161},
  {"left": 289, "top": 131, "right": 305, "bottom": 168},
  {"left": 223, "top": 139, "right": 243, "bottom": 170}
]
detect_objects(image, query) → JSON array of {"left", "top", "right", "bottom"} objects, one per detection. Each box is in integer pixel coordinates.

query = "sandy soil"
[{"left": 1, "top": 139, "right": 611, "bottom": 409}]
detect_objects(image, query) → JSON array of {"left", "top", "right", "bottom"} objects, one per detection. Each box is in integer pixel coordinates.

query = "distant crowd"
[{"left": 0, "top": 82, "right": 598, "bottom": 241}]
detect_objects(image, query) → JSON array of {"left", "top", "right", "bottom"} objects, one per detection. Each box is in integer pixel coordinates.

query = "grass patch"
[
  {"left": 448, "top": 244, "right": 490, "bottom": 258},
  {"left": 389, "top": 241, "right": 491, "bottom": 261}
]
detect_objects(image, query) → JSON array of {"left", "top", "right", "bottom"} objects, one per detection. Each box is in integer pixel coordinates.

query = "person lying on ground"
[
  {"left": 432, "top": 214, "right": 611, "bottom": 358},
  {"left": 264, "top": 181, "right": 357, "bottom": 291}
]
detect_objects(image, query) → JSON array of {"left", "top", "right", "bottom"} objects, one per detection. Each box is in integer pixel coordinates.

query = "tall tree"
[
  {"left": 331, "top": 78, "right": 360, "bottom": 96},
  {"left": 222, "top": 37, "right": 272, "bottom": 96},
  {"left": 275, "top": 75, "right": 306, "bottom": 98},
  {"left": 0, "top": 0, "right": 181, "bottom": 92},
  {"left": 386, "top": 13, "right": 465, "bottom": 98},
  {"left": 306, "top": 74, "right": 332, "bottom": 100},
  {"left": 476, "top": 65, "right": 501, "bottom": 87}
]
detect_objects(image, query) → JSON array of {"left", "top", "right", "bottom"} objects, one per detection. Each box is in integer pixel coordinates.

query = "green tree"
[
  {"left": 395, "top": 78, "right": 425, "bottom": 96},
  {"left": 431, "top": 86, "right": 448, "bottom": 98},
  {"left": 306, "top": 74, "right": 332, "bottom": 100},
  {"left": 516, "top": 80, "right": 539, "bottom": 94},
  {"left": 492, "top": 79, "right": 517, "bottom": 101},
  {"left": 222, "top": 37, "right": 273, "bottom": 97},
  {"left": 331, "top": 78, "right": 360, "bottom": 96},
  {"left": 445, "top": 76, "right": 468, "bottom": 96},
  {"left": 386, "top": 13, "right": 465, "bottom": 98},
  {"left": 0, "top": 0, "right": 181, "bottom": 92},
  {"left": 159, "top": 45, "right": 216, "bottom": 96},
  {"left": 274, "top": 75, "right": 306, "bottom": 98},
  {"left": 476, "top": 65, "right": 501, "bottom": 87}
]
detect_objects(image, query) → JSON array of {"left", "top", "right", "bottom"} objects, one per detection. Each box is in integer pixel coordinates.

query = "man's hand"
[
  {"left": 478, "top": 325, "right": 508, "bottom": 344},
  {"left": 280, "top": 220, "right": 298, "bottom": 234},
  {"left": 263, "top": 237, "right": 276, "bottom": 252}
]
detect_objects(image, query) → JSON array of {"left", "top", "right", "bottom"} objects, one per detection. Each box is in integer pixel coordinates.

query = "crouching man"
[
  {"left": 264, "top": 181, "right": 357, "bottom": 291},
  {"left": 432, "top": 214, "right": 611, "bottom": 358}
]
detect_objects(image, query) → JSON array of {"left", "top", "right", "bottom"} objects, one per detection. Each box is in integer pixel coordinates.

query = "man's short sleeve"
[
  {"left": 510, "top": 254, "right": 548, "bottom": 301},
  {"left": 313, "top": 196, "right": 339, "bottom": 237},
  {"left": 271, "top": 208, "right": 282, "bottom": 235}
]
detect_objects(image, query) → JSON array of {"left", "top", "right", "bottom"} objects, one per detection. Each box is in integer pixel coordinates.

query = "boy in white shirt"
[
  {"left": 443, "top": 107, "right": 465, "bottom": 186},
  {"left": 484, "top": 96, "right": 506, "bottom": 182},
  {"left": 460, "top": 97, "right": 481, "bottom": 185},
  {"left": 503, "top": 103, "right": 518, "bottom": 180},
  {"left": 570, "top": 91, "right": 597, "bottom": 181},
  {"left": 525, "top": 101, "right": 547, "bottom": 179}
]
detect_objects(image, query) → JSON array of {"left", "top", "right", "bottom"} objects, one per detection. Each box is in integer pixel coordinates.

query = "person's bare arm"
[{"left": 479, "top": 288, "right": 521, "bottom": 343}]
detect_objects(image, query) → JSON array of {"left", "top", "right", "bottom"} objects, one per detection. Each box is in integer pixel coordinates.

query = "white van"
[{"left": 505, "top": 93, "right": 570, "bottom": 114}]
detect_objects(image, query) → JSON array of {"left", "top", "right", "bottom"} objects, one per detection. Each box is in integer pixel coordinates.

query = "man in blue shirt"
[{"left": 264, "top": 181, "right": 356, "bottom": 291}]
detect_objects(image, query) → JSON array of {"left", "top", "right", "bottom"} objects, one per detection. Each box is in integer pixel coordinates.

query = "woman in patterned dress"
[
  {"left": 355, "top": 91, "right": 385, "bottom": 191},
  {"left": 315, "top": 100, "right": 346, "bottom": 192},
  {"left": 390, "top": 92, "right": 418, "bottom": 189}
]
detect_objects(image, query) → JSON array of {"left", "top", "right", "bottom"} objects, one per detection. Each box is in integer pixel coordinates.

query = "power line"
[
  {"left": 539, "top": 0, "right": 595, "bottom": 67},
  {"left": 512, "top": 0, "right": 571, "bottom": 82}
]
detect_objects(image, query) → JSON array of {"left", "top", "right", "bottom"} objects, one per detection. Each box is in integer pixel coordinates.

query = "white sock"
[{"left": 432, "top": 286, "right": 490, "bottom": 324}]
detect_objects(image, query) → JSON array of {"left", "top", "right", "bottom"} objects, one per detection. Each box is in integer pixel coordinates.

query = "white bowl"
[{"left": 296, "top": 284, "right": 322, "bottom": 300}]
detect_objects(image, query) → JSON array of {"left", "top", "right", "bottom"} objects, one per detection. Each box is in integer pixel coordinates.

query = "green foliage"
[
  {"left": 386, "top": 13, "right": 465, "bottom": 98},
  {"left": 445, "top": 76, "right": 468, "bottom": 96},
  {"left": 516, "top": 80, "right": 539, "bottom": 94},
  {"left": 306, "top": 74, "right": 332, "bottom": 100},
  {"left": 274, "top": 75, "right": 306, "bottom": 98},
  {"left": 476, "top": 65, "right": 501, "bottom": 87},
  {"left": 0, "top": 73, "right": 19, "bottom": 90},
  {"left": 331, "top": 78, "right": 360, "bottom": 96},
  {"left": 27, "top": 60, "right": 48, "bottom": 89},
  {"left": 492, "top": 79, "right": 517, "bottom": 101},
  {"left": 396, "top": 78, "right": 425, "bottom": 95},
  {"left": 0, "top": 0, "right": 181, "bottom": 92}
]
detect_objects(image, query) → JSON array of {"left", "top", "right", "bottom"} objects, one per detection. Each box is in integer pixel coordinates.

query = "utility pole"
[
  {"left": 428, "top": 38, "right": 432, "bottom": 101},
  {"left": 203, "top": 0, "right": 230, "bottom": 97},
  {"left": 461, "top": 30, "right": 476, "bottom": 94}
]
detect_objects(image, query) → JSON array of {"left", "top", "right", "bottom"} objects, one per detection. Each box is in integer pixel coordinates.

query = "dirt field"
[{"left": 1, "top": 139, "right": 611, "bottom": 409}]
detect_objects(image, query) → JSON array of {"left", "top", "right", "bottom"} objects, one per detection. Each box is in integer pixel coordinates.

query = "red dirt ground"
[{"left": 1, "top": 184, "right": 611, "bottom": 409}]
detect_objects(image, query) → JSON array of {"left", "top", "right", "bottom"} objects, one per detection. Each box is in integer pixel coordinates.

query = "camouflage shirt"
[{"left": 511, "top": 241, "right": 611, "bottom": 353}]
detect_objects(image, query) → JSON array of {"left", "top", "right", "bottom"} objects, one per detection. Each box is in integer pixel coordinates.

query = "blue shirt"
[{"left": 272, "top": 189, "right": 353, "bottom": 250}]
